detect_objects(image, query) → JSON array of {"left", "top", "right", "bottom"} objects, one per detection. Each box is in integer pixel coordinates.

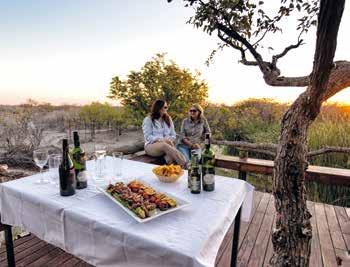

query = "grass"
[{"left": 209, "top": 101, "right": 350, "bottom": 207}]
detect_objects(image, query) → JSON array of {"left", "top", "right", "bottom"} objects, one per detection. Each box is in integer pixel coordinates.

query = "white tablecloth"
[{"left": 0, "top": 158, "right": 253, "bottom": 267}]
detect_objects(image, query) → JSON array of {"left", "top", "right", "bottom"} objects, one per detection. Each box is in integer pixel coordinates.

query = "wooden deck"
[
  {"left": 215, "top": 191, "right": 350, "bottom": 267},
  {"left": 1, "top": 191, "right": 349, "bottom": 267}
]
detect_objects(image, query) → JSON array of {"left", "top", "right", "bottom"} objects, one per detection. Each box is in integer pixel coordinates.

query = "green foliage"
[
  {"left": 205, "top": 99, "right": 350, "bottom": 206},
  {"left": 109, "top": 54, "right": 208, "bottom": 125},
  {"left": 79, "top": 102, "right": 127, "bottom": 140},
  {"left": 171, "top": 0, "right": 319, "bottom": 55},
  {"left": 206, "top": 98, "right": 285, "bottom": 143}
]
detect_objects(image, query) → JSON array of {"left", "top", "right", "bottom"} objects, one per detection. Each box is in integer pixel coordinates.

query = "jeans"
[{"left": 176, "top": 144, "right": 201, "bottom": 162}]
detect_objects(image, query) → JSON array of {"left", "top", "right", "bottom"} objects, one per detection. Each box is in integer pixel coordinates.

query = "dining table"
[{"left": 0, "top": 157, "right": 254, "bottom": 267}]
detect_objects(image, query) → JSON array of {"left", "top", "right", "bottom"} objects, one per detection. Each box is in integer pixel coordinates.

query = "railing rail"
[
  {"left": 130, "top": 152, "right": 350, "bottom": 186},
  {"left": 215, "top": 154, "right": 350, "bottom": 186}
]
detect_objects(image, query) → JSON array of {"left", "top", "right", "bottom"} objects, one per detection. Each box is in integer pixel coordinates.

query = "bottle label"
[
  {"left": 204, "top": 173, "right": 214, "bottom": 185},
  {"left": 191, "top": 176, "right": 200, "bottom": 190},
  {"left": 72, "top": 150, "right": 86, "bottom": 170},
  {"left": 77, "top": 171, "right": 88, "bottom": 182}
]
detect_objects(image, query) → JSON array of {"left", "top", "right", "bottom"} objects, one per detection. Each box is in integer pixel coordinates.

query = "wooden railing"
[
  {"left": 131, "top": 153, "right": 350, "bottom": 186},
  {"left": 215, "top": 154, "right": 350, "bottom": 186}
]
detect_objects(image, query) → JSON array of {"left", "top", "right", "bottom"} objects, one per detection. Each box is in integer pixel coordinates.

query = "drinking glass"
[
  {"left": 48, "top": 154, "right": 61, "bottom": 185},
  {"left": 94, "top": 144, "right": 106, "bottom": 178},
  {"left": 112, "top": 151, "right": 123, "bottom": 179},
  {"left": 33, "top": 149, "right": 49, "bottom": 184}
]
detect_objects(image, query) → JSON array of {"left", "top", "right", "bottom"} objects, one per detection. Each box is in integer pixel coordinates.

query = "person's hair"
[
  {"left": 150, "top": 99, "right": 172, "bottom": 127},
  {"left": 190, "top": 103, "right": 205, "bottom": 123}
]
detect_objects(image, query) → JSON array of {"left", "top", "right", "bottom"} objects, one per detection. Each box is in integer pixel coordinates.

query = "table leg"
[
  {"left": 230, "top": 169, "right": 247, "bottom": 267},
  {"left": 4, "top": 224, "right": 16, "bottom": 267},
  {"left": 230, "top": 207, "right": 242, "bottom": 267}
]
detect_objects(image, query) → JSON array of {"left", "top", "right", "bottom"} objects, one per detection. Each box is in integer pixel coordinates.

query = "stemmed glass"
[
  {"left": 33, "top": 149, "right": 49, "bottom": 184},
  {"left": 94, "top": 144, "right": 106, "bottom": 179}
]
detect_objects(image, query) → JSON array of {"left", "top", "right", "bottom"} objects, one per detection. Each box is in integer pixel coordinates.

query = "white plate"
[{"left": 97, "top": 179, "right": 190, "bottom": 223}]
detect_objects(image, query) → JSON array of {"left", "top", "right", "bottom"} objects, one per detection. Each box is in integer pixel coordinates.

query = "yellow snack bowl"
[{"left": 152, "top": 165, "right": 184, "bottom": 183}]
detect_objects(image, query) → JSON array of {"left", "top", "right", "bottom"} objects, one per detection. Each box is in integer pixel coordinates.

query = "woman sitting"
[
  {"left": 142, "top": 99, "right": 186, "bottom": 167},
  {"left": 177, "top": 104, "right": 211, "bottom": 161}
]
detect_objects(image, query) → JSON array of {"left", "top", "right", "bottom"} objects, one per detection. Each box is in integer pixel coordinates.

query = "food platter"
[{"left": 97, "top": 178, "right": 190, "bottom": 223}]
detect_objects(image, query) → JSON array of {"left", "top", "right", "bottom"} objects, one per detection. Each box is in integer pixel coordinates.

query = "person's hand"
[
  {"left": 191, "top": 143, "right": 201, "bottom": 149},
  {"left": 155, "top": 138, "right": 163, "bottom": 143},
  {"left": 164, "top": 139, "right": 174, "bottom": 146}
]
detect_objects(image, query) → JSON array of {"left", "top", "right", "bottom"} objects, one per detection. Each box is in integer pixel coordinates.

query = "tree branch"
[
  {"left": 307, "top": 146, "right": 350, "bottom": 157},
  {"left": 216, "top": 23, "right": 268, "bottom": 73},
  {"left": 272, "top": 39, "right": 304, "bottom": 67},
  {"left": 322, "top": 60, "right": 350, "bottom": 101}
]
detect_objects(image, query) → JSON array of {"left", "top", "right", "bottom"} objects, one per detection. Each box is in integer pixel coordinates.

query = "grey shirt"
[{"left": 179, "top": 117, "right": 211, "bottom": 145}]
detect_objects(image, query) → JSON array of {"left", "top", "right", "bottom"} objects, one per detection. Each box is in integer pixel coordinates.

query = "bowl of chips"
[{"left": 152, "top": 164, "right": 184, "bottom": 183}]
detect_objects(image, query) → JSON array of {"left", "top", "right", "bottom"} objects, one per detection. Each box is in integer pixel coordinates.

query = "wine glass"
[
  {"left": 94, "top": 144, "right": 106, "bottom": 179},
  {"left": 33, "top": 149, "right": 49, "bottom": 184},
  {"left": 48, "top": 154, "right": 61, "bottom": 185},
  {"left": 112, "top": 151, "right": 123, "bottom": 179}
]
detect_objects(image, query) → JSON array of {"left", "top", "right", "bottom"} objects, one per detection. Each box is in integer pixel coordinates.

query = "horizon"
[
  {"left": 0, "top": 1, "right": 349, "bottom": 106},
  {"left": 2, "top": 97, "right": 350, "bottom": 108}
]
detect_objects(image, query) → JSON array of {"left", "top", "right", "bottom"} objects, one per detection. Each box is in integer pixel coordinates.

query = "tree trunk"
[
  {"left": 271, "top": 93, "right": 313, "bottom": 266},
  {"left": 270, "top": 0, "right": 345, "bottom": 266}
]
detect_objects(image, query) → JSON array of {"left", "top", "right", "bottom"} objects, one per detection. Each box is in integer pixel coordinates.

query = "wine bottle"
[
  {"left": 190, "top": 153, "right": 201, "bottom": 194},
  {"left": 187, "top": 150, "right": 197, "bottom": 188},
  {"left": 201, "top": 133, "right": 215, "bottom": 191},
  {"left": 59, "top": 139, "right": 76, "bottom": 196},
  {"left": 71, "top": 131, "right": 87, "bottom": 189}
]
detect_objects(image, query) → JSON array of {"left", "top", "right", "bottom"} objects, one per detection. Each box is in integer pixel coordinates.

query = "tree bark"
[{"left": 270, "top": 0, "right": 345, "bottom": 266}]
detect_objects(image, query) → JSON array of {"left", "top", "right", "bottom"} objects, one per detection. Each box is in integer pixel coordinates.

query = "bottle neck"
[
  {"left": 63, "top": 146, "right": 70, "bottom": 167},
  {"left": 73, "top": 138, "right": 80, "bottom": 148},
  {"left": 204, "top": 138, "right": 211, "bottom": 150}
]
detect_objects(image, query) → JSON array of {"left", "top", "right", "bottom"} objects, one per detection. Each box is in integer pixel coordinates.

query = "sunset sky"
[{"left": 0, "top": 0, "right": 349, "bottom": 106}]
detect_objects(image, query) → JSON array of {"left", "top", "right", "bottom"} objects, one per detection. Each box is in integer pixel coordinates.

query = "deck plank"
[
  {"left": 324, "top": 204, "right": 347, "bottom": 250},
  {"left": 343, "top": 234, "right": 350, "bottom": 250},
  {"left": 0, "top": 235, "right": 42, "bottom": 263},
  {"left": 28, "top": 247, "right": 64, "bottom": 267},
  {"left": 61, "top": 256, "right": 82, "bottom": 267},
  {"left": 16, "top": 244, "right": 57, "bottom": 267},
  {"left": 247, "top": 193, "right": 275, "bottom": 267},
  {"left": 0, "top": 234, "right": 35, "bottom": 254},
  {"left": 43, "top": 250, "right": 74, "bottom": 266},
  {"left": 308, "top": 201, "right": 323, "bottom": 267},
  {"left": 335, "top": 249, "right": 350, "bottom": 267},
  {"left": 237, "top": 193, "right": 272, "bottom": 266},
  {"left": 262, "top": 217, "right": 275, "bottom": 267},
  {"left": 239, "top": 191, "right": 264, "bottom": 246},
  {"left": 334, "top": 206, "right": 350, "bottom": 235},
  {"left": 315, "top": 202, "right": 338, "bottom": 267},
  {"left": 345, "top": 208, "right": 350, "bottom": 219},
  {"left": 215, "top": 190, "right": 263, "bottom": 266},
  {"left": 2, "top": 191, "right": 349, "bottom": 267}
]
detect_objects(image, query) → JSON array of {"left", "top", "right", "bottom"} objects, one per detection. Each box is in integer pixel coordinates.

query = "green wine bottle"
[
  {"left": 71, "top": 131, "right": 87, "bottom": 189},
  {"left": 201, "top": 133, "right": 215, "bottom": 191}
]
